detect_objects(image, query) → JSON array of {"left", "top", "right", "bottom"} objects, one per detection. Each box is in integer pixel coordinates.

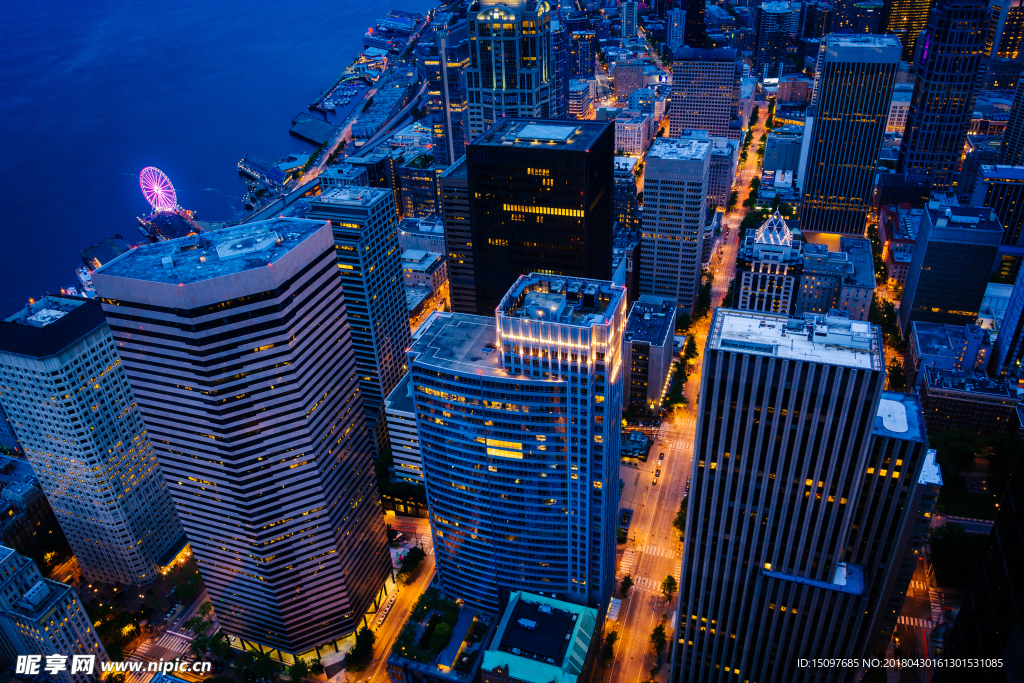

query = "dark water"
[{"left": 0, "top": 0, "right": 434, "bottom": 314}]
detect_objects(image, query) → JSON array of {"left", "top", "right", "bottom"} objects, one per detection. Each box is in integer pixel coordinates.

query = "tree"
[
  {"left": 620, "top": 575, "right": 634, "bottom": 597},
  {"left": 750, "top": 106, "right": 760, "bottom": 126},
  {"left": 931, "top": 429, "right": 981, "bottom": 475},
  {"left": 684, "top": 336, "right": 698, "bottom": 362},
  {"left": 430, "top": 622, "right": 454, "bottom": 652},
  {"left": 601, "top": 630, "right": 618, "bottom": 664},
  {"left": 928, "top": 523, "right": 988, "bottom": 589},
  {"left": 676, "top": 311, "right": 692, "bottom": 333},
  {"left": 209, "top": 635, "right": 232, "bottom": 663},
  {"left": 198, "top": 601, "right": 214, "bottom": 619},
  {"left": 398, "top": 546, "right": 426, "bottom": 584},
  {"left": 661, "top": 575, "right": 677, "bottom": 601},
  {"left": 727, "top": 190, "right": 739, "bottom": 212},
  {"left": 309, "top": 660, "right": 325, "bottom": 676},
  {"left": 650, "top": 618, "right": 667, "bottom": 657},
  {"left": 190, "top": 635, "right": 210, "bottom": 660},
  {"left": 673, "top": 499, "right": 687, "bottom": 536},
  {"left": 410, "top": 106, "right": 426, "bottom": 120},
  {"left": 886, "top": 358, "right": 906, "bottom": 392},
  {"left": 987, "top": 433, "right": 1024, "bottom": 500},
  {"left": 345, "top": 626, "right": 376, "bottom": 671},
  {"left": 235, "top": 651, "right": 280, "bottom": 683},
  {"left": 288, "top": 658, "right": 310, "bottom": 683},
  {"left": 186, "top": 615, "right": 207, "bottom": 636}
]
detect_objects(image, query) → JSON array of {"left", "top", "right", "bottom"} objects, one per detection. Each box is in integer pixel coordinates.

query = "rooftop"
[
  {"left": 409, "top": 312, "right": 507, "bottom": 376},
  {"left": 472, "top": 119, "right": 609, "bottom": 151},
  {"left": 0, "top": 297, "right": 106, "bottom": 359},
  {"left": 648, "top": 137, "right": 712, "bottom": 161},
  {"left": 81, "top": 234, "right": 132, "bottom": 270},
  {"left": 671, "top": 46, "right": 738, "bottom": 62},
  {"left": 625, "top": 295, "right": 675, "bottom": 346},
  {"left": 762, "top": 562, "right": 864, "bottom": 596},
  {"left": 95, "top": 218, "right": 328, "bottom": 285},
  {"left": 873, "top": 391, "right": 925, "bottom": 442},
  {"left": 824, "top": 33, "right": 902, "bottom": 62},
  {"left": 978, "top": 164, "right": 1024, "bottom": 181},
  {"left": 919, "top": 449, "right": 943, "bottom": 486},
  {"left": 385, "top": 373, "right": 416, "bottom": 416},
  {"left": 399, "top": 215, "right": 445, "bottom": 235},
  {"left": 482, "top": 592, "right": 597, "bottom": 683},
  {"left": 924, "top": 204, "right": 1003, "bottom": 237},
  {"left": 498, "top": 275, "right": 624, "bottom": 327},
  {"left": 313, "top": 186, "right": 393, "bottom": 206},
  {"left": 923, "top": 367, "right": 1015, "bottom": 399},
  {"left": 403, "top": 249, "right": 444, "bottom": 270},
  {"left": 614, "top": 156, "right": 640, "bottom": 174},
  {"left": 708, "top": 309, "right": 882, "bottom": 370},
  {"left": 755, "top": 211, "right": 793, "bottom": 247},
  {"left": 912, "top": 322, "right": 987, "bottom": 357}
]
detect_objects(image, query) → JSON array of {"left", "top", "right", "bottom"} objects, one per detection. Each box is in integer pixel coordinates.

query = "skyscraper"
[
  {"left": 551, "top": 19, "right": 570, "bottom": 119},
  {"left": 570, "top": 31, "right": 597, "bottom": 79},
  {"left": 427, "top": 17, "right": 470, "bottom": 167},
  {"left": 754, "top": 2, "right": 798, "bottom": 81},
  {"left": 0, "top": 297, "right": 183, "bottom": 586},
  {"left": 307, "top": 187, "right": 412, "bottom": 452},
  {"left": 622, "top": 0, "right": 639, "bottom": 40},
  {"left": 466, "top": 119, "right": 614, "bottom": 315},
  {"left": 409, "top": 274, "right": 625, "bottom": 611},
  {"left": 640, "top": 137, "right": 712, "bottom": 314},
  {"left": 670, "top": 309, "right": 935, "bottom": 681},
  {"left": 897, "top": 0, "right": 988, "bottom": 191},
  {"left": 92, "top": 218, "right": 391, "bottom": 658},
  {"left": 898, "top": 199, "right": 1005, "bottom": 333},
  {"left": 684, "top": 0, "right": 706, "bottom": 47},
  {"left": 440, "top": 156, "right": 476, "bottom": 314},
  {"left": 0, "top": 546, "right": 109, "bottom": 682},
  {"left": 801, "top": 34, "right": 901, "bottom": 234},
  {"left": 1001, "top": 76, "right": 1024, "bottom": 165},
  {"left": 667, "top": 8, "right": 687, "bottom": 52},
  {"left": 668, "top": 48, "right": 743, "bottom": 139},
  {"left": 971, "top": 164, "right": 1024, "bottom": 246},
  {"left": 880, "top": 0, "right": 932, "bottom": 61},
  {"left": 466, "top": 0, "right": 555, "bottom": 137}
]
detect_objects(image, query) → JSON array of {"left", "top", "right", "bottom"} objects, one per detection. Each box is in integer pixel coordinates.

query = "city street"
[{"left": 604, "top": 108, "right": 764, "bottom": 683}]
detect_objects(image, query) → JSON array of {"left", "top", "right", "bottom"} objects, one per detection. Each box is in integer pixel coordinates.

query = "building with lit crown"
[
  {"left": 92, "top": 218, "right": 392, "bottom": 659},
  {"left": 0, "top": 297, "right": 184, "bottom": 586},
  {"left": 409, "top": 274, "right": 626, "bottom": 611}
]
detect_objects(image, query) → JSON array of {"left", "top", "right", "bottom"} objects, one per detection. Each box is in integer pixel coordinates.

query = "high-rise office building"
[
  {"left": 427, "top": 17, "right": 470, "bottom": 167},
  {"left": 1001, "top": 78, "right": 1024, "bottom": 166},
  {"left": 466, "top": 119, "right": 614, "bottom": 315},
  {"left": 972, "top": 165, "right": 1024, "bottom": 247},
  {"left": 667, "top": 8, "right": 687, "bottom": 52},
  {"left": 614, "top": 156, "right": 641, "bottom": 231},
  {"left": 899, "top": 199, "right": 1005, "bottom": 333},
  {"left": 0, "top": 546, "right": 109, "bottom": 683},
  {"left": 640, "top": 137, "right": 712, "bottom": 314},
  {"left": 801, "top": 34, "right": 901, "bottom": 234},
  {"left": 880, "top": 0, "right": 932, "bottom": 61},
  {"left": 896, "top": 0, "right": 988, "bottom": 192},
  {"left": 551, "top": 19, "right": 570, "bottom": 119},
  {"left": 622, "top": 0, "right": 638, "bottom": 40},
  {"left": 754, "top": 2, "right": 799, "bottom": 81},
  {"left": 466, "top": 0, "right": 555, "bottom": 138},
  {"left": 684, "top": 0, "right": 706, "bottom": 47},
  {"left": 440, "top": 156, "right": 476, "bottom": 314},
  {"left": 409, "top": 274, "right": 625, "bottom": 611},
  {"left": 307, "top": 187, "right": 412, "bottom": 452},
  {"left": 991, "top": 268, "right": 1024, "bottom": 375},
  {"left": 570, "top": 30, "right": 597, "bottom": 79},
  {"left": 668, "top": 48, "right": 743, "bottom": 140},
  {"left": 670, "top": 309, "right": 935, "bottom": 681},
  {"left": 92, "top": 218, "right": 391, "bottom": 658},
  {"left": 0, "top": 297, "right": 183, "bottom": 586},
  {"left": 614, "top": 59, "right": 646, "bottom": 103}
]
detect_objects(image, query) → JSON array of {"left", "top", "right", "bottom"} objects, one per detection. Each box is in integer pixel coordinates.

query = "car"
[
  {"left": 655, "top": 469, "right": 662, "bottom": 477},
  {"left": 659, "top": 452, "right": 665, "bottom": 461}
]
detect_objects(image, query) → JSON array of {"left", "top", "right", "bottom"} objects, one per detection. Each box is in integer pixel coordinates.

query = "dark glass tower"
[
  {"left": 881, "top": 0, "right": 933, "bottom": 60},
  {"left": 551, "top": 19, "right": 570, "bottom": 119},
  {"left": 466, "top": 119, "right": 614, "bottom": 315},
  {"left": 801, "top": 34, "right": 901, "bottom": 234},
  {"left": 427, "top": 17, "right": 470, "bottom": 167},
  {"left": 896, "top": 0, "right": 988, "bottom": 192},
  {"left": 684, "top": 0, "right": 706, "bottom": 47},
  {"left": 1002, "top": 76, "right": 1024, "bottom": 165}
]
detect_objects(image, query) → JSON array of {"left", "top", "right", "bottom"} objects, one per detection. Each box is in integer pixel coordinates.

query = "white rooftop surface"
[
  {"left": 649, "top": 137, "right": 712, "bottom": 161},
  {"left": 709, "top": 310, "right": 882, "bottom": 370},
  {"left": 515, "top": 124, "right": 577, "bottom": 142},
  {"left": 919, "top": 449, "right": 943, "bottom": 486},
  {"left": 315, "top": 186, "right": 391, "bottom": 205},
  {"left": 877, "top": 399, "right": 908, "bottom": 433}
]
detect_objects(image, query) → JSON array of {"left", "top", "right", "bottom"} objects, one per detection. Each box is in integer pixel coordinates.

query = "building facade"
[
  {"left": 570, "top": 31, "right": 596, "bottom": 79},
  {"left": 881, "top": 0, "right": 932, "bottom": 60},
  {"left": 440, "top": 157, "right": 476, "bottom": 315},
  {"left": 92, "top": 219, "right": 392, "bottom": 659},
  {"left": 466, "top": 119, "right": 614, "bottom": 316},
  {"left": 669, "top": 48, "right": 743, "bottom": 140},
  {"left": 409, "top": 275, "right": 625, "bottom": 612},
  {"left": 383, "top": 375, "right": 422, "bottom": 484},
  {"left": 667, "top": 8, "right": 686, "bottom": 52},
  {"left": 972, "top": 164, "right": 1024, "bottom": 247},
  {"left": 904, "top": 321, "right": 991, "bottom": 389},
  {"left": 614, "top": 111, "right": 653, "bottom": 155},
  {"left": 307, "top": 187, "right": 413, "bottom": 452},
  {"left": 623, "top": 295, "right": 676, "bottom": 412},
  {"left": 801, "top": 35, "right": 901, "bottom": 234},
  {"left": 754, "top": 2, "right": 799, "bottom": 81},
  {"left": 0, "top": 297, "right": 183, "bottom": 586},
  {"left": 918, "top": 367, "right": 1021, "bottom": 437},
  {"left": 466, "top": 0, "right": 555, "bottom": 138},
  {"left": 897, "top": 0, "right": 988, "bottom": 192},
  {"left": 639, "top": 137, "right": 712, "bottom": 314}
]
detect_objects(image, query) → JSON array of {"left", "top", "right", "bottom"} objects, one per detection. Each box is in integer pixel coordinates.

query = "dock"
[{"left": 290, "top": 113, "right": 339, "bottom": 145}]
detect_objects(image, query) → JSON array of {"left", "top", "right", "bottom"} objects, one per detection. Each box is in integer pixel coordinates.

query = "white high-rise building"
[
  {"left": 92, "top": 218, "right": 392, "bottom": 659},
  {"left": 0, "top": 297, "right": 184, "bottom": 585},
  {"left": 0, "top": 547, "right": 109, "bottom": 683},
  {"left": 640, "top": 137, "right": 712, "bottom": 314},
  {"left": 622, "top": 0, "right": 639, "bottom": 40},
  {"left": 669, "top": 47, "right": 743, "bottom": 140},
  {"left": 383, "top": 375, "right": 422, "bottom": 483},
  {"left": 667, "top": 8, "right": 686, "bottom": 51}
]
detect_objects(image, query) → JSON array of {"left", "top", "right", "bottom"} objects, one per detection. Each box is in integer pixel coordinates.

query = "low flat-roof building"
[
  {"left": 919, "top": 367, "right": 1021, "bottom": 438},
  {"left": 904, "top": 322, "right": 991, "bottom": 390},
  {"left": 614, "top": 111, "right": 653, "bottom": 155},
  {"left": 878, "top": 203, "right": 921, "bottom": 289},
  {"left": 480, "top": 592, "right": 598, "bottom": 683},
  {"left": 399, "top": 215, "right": 445, "bottom": 253},
  {"left": 623, "top": 295, "right": 676, "bottom": 412}
]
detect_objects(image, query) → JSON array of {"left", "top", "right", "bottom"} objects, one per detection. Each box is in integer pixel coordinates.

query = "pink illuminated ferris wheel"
[{"left": 139, "top": 167, "right": 177, "bottom": 212}]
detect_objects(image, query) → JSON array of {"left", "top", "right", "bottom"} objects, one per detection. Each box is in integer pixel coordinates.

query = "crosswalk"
[
  {"left": 133, "top": 630, "right": 193, "bottom": 660},
  {"left": 929, "top": 590, "right": 942, "bottom": 623},
  {"left": 620, "top": 549, "right": 635, "bottom": 576},
  {"left": 635, "top": 545, "right": 679, "bottom": 559},
  {"left": 909, "top": 580, "right": 927, "bottom": 591},
  {"left": 897, "top": 615, "right": 935, "bottom": 628}
]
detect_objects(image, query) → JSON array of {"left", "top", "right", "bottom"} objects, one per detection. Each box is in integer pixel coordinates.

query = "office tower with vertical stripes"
[
  {"left": 668, "top": 48, "right": 743, "bottom": 140},
  {"left": 408, "top": 274, "right": 625, "bottom": 612},
  {"left": 427, "top": 16, "right": 470, "bottom": 168},
  {"left": 897, "top": 0, "right": 988, "bottom": 192},
  {"left": 801, "top": 34, "right": 901, "bottom": 234},
  {"left": 0, "top": 297, "right": 183, "bottom": 586},
  {"left": 92, "top": 218, "right": 391, "bottom": 659},
  {"left": 466, "top": 0, "right": 555, "bottom": 138},
  {"left": 640, "top": 137, "right": 712, "bottom": 315},
  {"left": 307, "top": 187, "right": 412, "bottom": 454},
  {"left": 466, "top": 119, "right": 614, "bottom": 316},
  {"left": 670, "top": 309, "right": 936, "bottom": 682},
  {"left": 754, "top": 2, "right": 799, "bottom": 81},
  {"left": 1002, "top": 77, "right": 1024, "bottom": 165}
]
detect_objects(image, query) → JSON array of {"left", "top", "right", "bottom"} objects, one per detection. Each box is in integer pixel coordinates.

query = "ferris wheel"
[{"left": 139, "top": 167, "right": 177, "bottom": 212}]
